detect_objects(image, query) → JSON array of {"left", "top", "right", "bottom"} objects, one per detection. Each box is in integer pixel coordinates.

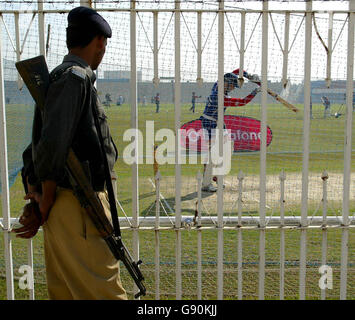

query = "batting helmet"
[{"left": 224, "top": 72, "right": 239, "bottom": 87}]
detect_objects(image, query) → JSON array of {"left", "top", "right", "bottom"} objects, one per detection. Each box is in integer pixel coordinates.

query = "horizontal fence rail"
[{"left": 2, "top": 216, "right": 355, "bottom": 230}]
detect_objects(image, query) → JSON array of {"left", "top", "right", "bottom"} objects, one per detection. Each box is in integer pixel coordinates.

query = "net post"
[
  {"left": 197, "top": 11, "right": 203, "bottom": 85},
  {"left": 326, "top": 12, "right": 333, "bottom": 88},
  {"left": 239, "top": 11, "right": 245, "bottom": 80},
  {"left": 153, "top": 11, "right": 159, "bottom": 87},
  {"left": 282, "top": 12, "right": 290, "bottom": 88},
  {"left": 14, "top": 12, "right": 23, "bottom": 89}
]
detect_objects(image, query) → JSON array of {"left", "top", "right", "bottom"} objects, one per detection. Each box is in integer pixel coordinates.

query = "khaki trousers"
[{"left": 42, "top": 188, "right": 127, "bottom": 300}]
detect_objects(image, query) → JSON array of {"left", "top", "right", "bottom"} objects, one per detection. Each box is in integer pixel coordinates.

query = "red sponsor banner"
[{"left": 180, "top": 115, "right": 272, "bottom": 152}]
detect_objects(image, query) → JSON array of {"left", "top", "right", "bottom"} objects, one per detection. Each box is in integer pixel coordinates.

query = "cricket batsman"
[{"left": 200, "top": 69, "right": 260, "bottom": 192}]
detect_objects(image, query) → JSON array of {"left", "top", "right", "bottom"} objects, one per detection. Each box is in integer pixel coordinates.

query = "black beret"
[{"left": 68, "top": 6, "right": 112, "bottom": 38}]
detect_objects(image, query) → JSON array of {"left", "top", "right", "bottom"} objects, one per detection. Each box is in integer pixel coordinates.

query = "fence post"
[
  {"left": 155, "top": 171, "right": 161, "bottom": 300},
  {"left": 321, "top": 171, "right": 328, "bottom": 300},
  {"left": 130, "top": 0, "right": 141, "bottom": 299},
  {"left": 340, "top": 0, "right": 355, "bottom": 300},
  {"left": 279, "top": 170, "right": 286, "bottom": 300},
  {"left": 174, "top": 0, "right": 182, "bottom": 301},
  {"left": 216, "top": 0, "right": 225, "bottom": 301},
  {"left": 259, "top": 0, "right": 269, "bottom": 301},
  {"left": 237, "top": 170, "right": 244, "bottom": 300},
  {"left": 197, "top": 171, "right": 202, "bottom": 299},
  {"left": 0, "top": 16, "right": 14, "bottom": 300},
  {"left": 299, "top": 0, "right": 313, "bottom": 300}
]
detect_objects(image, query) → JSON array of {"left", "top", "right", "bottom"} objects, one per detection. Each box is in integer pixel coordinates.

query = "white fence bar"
[
  {"left": 0, "top": 18, "right": 14, "bottom": 300},
  {"left": 216, "top": 0, "right": 224, "bottom": 301},
  {"left": 321, "top": 171, "right": 328, "bottom": 300},
  {"left": 27, "top": 239, "right": 35, "bottom": 300},
  {"left": 174, "top": 0, "right": 182, "bottom": 301},
  {"left": 0, "top": 8, "right": 353, "bottom": 14},
  {"left": 130, "top": 0, "right": 140, "bottom": 299},
  {"left": 340, "top": 0, "right": 355, "bottom": 300},
  {"left": 1, "top": 216, "right": 354, "bottom": 231},
  {"left": 279, "top": 170, "right": 286, "bottom": 300},
  {"left": 0, "top": 4, "right": 354, "bottom": 302},
  {"left": 259, "top": 0, "right": 268, "bottom": 301},
  {"left": 299, "top": 1, "right": 312, "bottom": 300},
  {"left": 154, "top": 172, "right": 161, "bottom": 300},
  {"left": 300, "top": 0, "right": 313, "bottom": 300},
  {"left": 237, "top": 170, "right": 244, "bottom": 300},
  {"left": 196, "top": 171, "right": 202, "bottom": 299}
]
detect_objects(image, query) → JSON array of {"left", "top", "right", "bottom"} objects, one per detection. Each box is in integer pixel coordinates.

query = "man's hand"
[
  {"left": 248, "top": 74, "right": 260, "bottom": 82},
  {"left": 24, "top": 179, "right": 57, "bottom": 226},
  {"left": 12, "top": 202, "right": 42, "bottom": 239},
  {"left": 251, "top": 87, "right": 261, "bottom": 95},
  {"left": 24, "top": 191, "right": 54, "bottom": 225}
]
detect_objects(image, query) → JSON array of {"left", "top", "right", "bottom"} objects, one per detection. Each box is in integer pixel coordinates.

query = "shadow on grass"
[{"left": 140, "top": 190, "right": 216, "bottom": 217}]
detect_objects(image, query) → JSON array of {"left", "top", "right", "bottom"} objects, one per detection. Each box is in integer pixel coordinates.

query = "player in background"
[
  {"left": 155, "top": 92, "right": 160, "bottom": 113},
  {"left": 190, "top": 91, "right": 202, "bottom": 113},
  {"left": 321, "top": 95, "right": 331, "bottom": 118},
  {"left": 200, "top": 69, "right": 260, "bottom": 192}
]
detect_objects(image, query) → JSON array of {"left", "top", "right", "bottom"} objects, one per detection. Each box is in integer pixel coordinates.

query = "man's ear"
[{"left": 96, "top": 35, "right": 106, "bottom": 49}]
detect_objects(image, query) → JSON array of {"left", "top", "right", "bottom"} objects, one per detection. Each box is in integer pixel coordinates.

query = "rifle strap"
[{"left": 90, "top": 86, "right": 122, "bottom": 239}]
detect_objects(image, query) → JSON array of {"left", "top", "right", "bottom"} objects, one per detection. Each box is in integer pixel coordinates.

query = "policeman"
[
  {"left": 16, "top": 6, "right": 127, "bottom": 300},
  {"left": 200, "top": 70, "right": 260, "bottom": 192}
]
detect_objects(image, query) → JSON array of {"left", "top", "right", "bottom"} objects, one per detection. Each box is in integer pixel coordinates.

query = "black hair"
[{"left": 66, "top": 25, "right": 104, "bottom": 49}]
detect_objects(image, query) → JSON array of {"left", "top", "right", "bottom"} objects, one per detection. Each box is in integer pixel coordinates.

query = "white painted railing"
[{"left": 0, "top": 0, "right": 354, "bottom": 300}]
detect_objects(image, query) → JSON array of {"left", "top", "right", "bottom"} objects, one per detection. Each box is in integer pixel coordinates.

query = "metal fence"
[{"left": 0, "top": 0, "right": 354, "bottom": 300}]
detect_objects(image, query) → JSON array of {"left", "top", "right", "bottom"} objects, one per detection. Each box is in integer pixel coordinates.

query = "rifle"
[{"left": 15, "top": 55, "right": 146, "bottom": 299}]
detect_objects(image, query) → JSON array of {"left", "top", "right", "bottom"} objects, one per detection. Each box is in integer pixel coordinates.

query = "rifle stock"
[{"left": 15, "top": 56, "right": 146, "bottom": 299}]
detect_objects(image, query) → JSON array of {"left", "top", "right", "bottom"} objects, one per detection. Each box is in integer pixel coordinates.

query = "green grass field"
[{"left": 1, "top": 102, "right": 355, "bottom": 299}]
